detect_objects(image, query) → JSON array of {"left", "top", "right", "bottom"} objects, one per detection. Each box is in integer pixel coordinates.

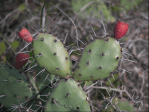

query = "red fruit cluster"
[
  {"left": 15, "top": 53, "right": 29, "bottom": 69},
  {"left": 114, "top": 20, "right": 129, "bottom": 40},
  {"left": 18, "top": 28, "right": 33, "bottom": 42}
]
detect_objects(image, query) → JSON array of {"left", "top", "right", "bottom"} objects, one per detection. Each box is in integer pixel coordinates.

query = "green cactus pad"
[
  {"left": 112, "top": 97, "right": 135, "bottom": 111},
  {"left": 102, "top": 97, "right": 135, "bottom": 111},
  {"left": 33, "top": 33, "right": 71, "bottom": 79},
  {"left": 73, "top": 37, "right": 121, "bottom": 81},
  {"left": 45, "top": 78, "right": 91, "bottom": 111},
  {"left": 85, "top": 81, "right": 93, "bottom": 86},
  {"left": 36, "top": 65, "right": 56, "bottom": 91},
  {"left": 102, "top": 106, "right": 115, "bottom": 112},
  {"left": 0, "top": 64, "right": 33, "bottom": 109},
  {"left": 26, "top": 99, "right": 39, "bottom": 112},
  {"left": 39, "top": 87, "right": 53, "bottom": 109}
]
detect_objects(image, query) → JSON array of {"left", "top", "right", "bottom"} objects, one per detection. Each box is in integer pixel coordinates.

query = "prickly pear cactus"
[
  {"left": 0, "top": 64, "right": 33, "bottom": 109},
  {"left": 33, "top": 33, "right": 71, "bottom": 79},
  {"left": 73, "top": 37, "right": 121, "bottom": 81},
  {"left": 0, "top": 3, "right": 140, "bottom": 111},
  {"left": 45, "top": 78, "right": 91, "bottom": 111}
]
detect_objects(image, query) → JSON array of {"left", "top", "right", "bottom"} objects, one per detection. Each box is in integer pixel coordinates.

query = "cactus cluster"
[{"left": 0, "top": 17, "right": 137, "bottom": 112}]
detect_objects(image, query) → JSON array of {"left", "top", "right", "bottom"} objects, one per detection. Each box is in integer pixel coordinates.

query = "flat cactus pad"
[
  {"left": 33, "top": 33, "right": 71, "bottom": 79},
  {"left": 73, "top": 37, "right": 121, "bottom": 81}
]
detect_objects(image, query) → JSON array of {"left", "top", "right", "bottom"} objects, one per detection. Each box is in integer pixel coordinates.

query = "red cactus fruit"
[
  {"left": 18, "top": 28, "right": 33, "bottom": 42},
  {"left": 15, "top": 53, "right": 29, "bottom": 69},
  {"left": 114, "top": 20, "right": 129, "bottom": 39}
]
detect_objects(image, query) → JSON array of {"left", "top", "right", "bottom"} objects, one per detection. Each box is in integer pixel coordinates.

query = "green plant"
[
  {"left": 0, "top": 3, "right": 140, "bottom": 112},
  {"left": 71, "top": 0, "right": 115, "bottom": 22},
  {"left": 102, "top": 97, "right": 135, "bottom": 112}
]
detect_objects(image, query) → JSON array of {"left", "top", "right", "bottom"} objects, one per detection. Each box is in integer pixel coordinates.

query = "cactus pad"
[
  {"left": 33, "top": 33, "right": 71, "bottom": 79},
  {"left": 0, "top": 64, "right": 33, "bottom": 109},
  {"left": 102, "top": 97, "right": 135, "bottom": 111},
  {"left": 73, "top": 37, "right": 121, "bottom": 81},
  {"left": 36, "top": 65, "right": 56, "bottom": 91},
  {"left": 45, "top": 78, "right": 91, "bottom": 111}
]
